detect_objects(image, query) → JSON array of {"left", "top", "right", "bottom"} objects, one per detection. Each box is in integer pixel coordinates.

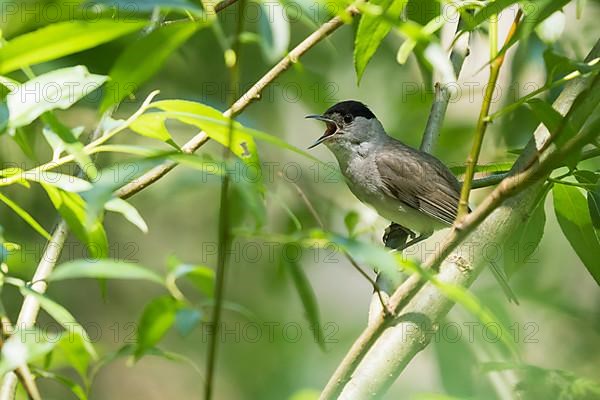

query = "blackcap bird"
[
  {"left": 307, "top": 100, "right": 519, "bottom": 303},
  {"left": 306, "top": 100, "right": 462, "bottom": 248}
]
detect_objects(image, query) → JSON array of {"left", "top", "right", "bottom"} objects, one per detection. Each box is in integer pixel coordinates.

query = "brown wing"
[{"left": 375, "top": 144, "right": 462, "bottom": 226}]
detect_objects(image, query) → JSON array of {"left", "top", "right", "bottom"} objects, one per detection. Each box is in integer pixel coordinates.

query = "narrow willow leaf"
[
  {"left": 31, "top": 369, "right": 88, "bottom": 400},
  {"left": 285, "top": 260, "right": 325, "bottom": 350},
  {"left": 553, "top": 184, "right": 600, "bottom": 284},
  {"left": 0, "top": 20, "right": 146, "bottom": 74},
  {"left": 169, "top": 263, "right": 215, "bottom": 297},
  {"left": 6, "top": 66, "right": 107, "bottom": 129},
  {"left": 526, "top": 98, "right": 563, "bottom": 134},
  {"left": 49, "top": 259, "right": 164, "bottom": 284},
  {"left": 462, "top": 0, "right": 519, "bottom": 30},
  {"left": 503, "top": 196, "right": 546, "bottom": 278},
  {"left": 42, "top": 113, "right": 97, "bottom": 179},
  {"left": 354, "top": 0, "right": 409, "bottom": 82},
  {"left": 0, "top": 192, "right": 51, "bottom": 239},
  {"left": 104, "top": 198, "right": 149, "bottom": 233},
  {"left": 42, "top": 184, "right": 108, "bottom": 260},
  {"left": 135, "top": 295, "right": 178, "bottom": 358},
  {"left": 19, "top": 286, "right": 97, "bottom": 359},
  {"left": 140, "top": 100, "right": 261, "bottom": 167},
  {"left": 24, "top": 170, "right": 92, "bottom": 192},
  {"left": 90, "top": 0, "right": 203, "bottom": 15},
  {"left": 100, "top": 23, "right": 200, "bottom": 112},
  {"left": 128, "top": 113, "right": 178, "bottom": 147}
]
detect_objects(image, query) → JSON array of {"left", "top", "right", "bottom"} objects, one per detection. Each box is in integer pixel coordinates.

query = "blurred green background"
[{"left": 1, "top": 0, "right": 600, "bottom": 398}]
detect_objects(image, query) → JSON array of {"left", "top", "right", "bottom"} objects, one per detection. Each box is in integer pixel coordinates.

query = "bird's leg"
[
  {"left": 369, "top": 223, "right": 415, "bottom": 322},
  {"left": 382, "top": 223, "right": 415, "bottom": 250},
  {"left": 395, "top": 232, "right": 433, "bottom": 251}
]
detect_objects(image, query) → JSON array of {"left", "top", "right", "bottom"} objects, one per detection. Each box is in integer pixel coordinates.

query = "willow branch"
[
  {"left": 457, "top": 9, "right": 522, "bottom": 217},
  {"left": 1, "top": 6, "right": 360, "bottom": 399},
  {"left": 320, "top": 39, "right": 600, "bottom": 400},
  {"left": 420, "top": 17, "right": 471, "bottom": 153}
]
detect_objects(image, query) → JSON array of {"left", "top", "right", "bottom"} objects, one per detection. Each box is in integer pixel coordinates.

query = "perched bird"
[
  {"left": 307, "top": 100, "right": 518, "bottom": 303},
  {"left": 307, "top": 100, "right": 463, "bottom": 248}
]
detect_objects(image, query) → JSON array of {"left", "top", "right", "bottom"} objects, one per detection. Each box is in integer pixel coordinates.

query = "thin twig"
[
  {"left": 0, "top": 317, "right": 41, "bottom": 400},
  {"left": 319, "top": 39, "right": 600, "bottom": 399},
  {"left": 116, "top": 7, "right": 358, "bottom": 199},
  {"left": 457, "top": 9, "right": 522, "bottom": 217}
]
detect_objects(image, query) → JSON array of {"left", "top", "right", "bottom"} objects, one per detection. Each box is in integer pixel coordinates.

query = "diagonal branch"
[
  {"left": 457, "top": 9, "right": 522, "bottom": 217},
  {"left": 0, "top": 6, "right": 361, "bottom": 399},
  {"left": 320, "top": 38, "right": 600, "bottom": 400}
]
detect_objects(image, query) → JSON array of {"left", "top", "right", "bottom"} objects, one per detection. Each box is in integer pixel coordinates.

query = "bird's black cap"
[{"left": 324, "top": 100, "right": 376, "bottom": 120}]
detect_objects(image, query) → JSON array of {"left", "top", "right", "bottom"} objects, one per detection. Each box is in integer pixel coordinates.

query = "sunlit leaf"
[
  {"left": 101, "top": 22, "right": 200, "bottom": 112},
  {"left": 41, "top": 113, "right": 97, "bottom": 179},
  {"left": 42, "top": 185, "right": 108, "bottom": 259},
  {"left": 5, "top": 66, "right": 107, "bottom": 129},
  {"left": 0, "top": 192, "right": 51, "bottom": 239},
  {"left": 0, "top": 20, "right": 146, "bottom": 74},
  {"left": 49, "top": 259, "right": 164, "bottom": 285},
  {"left": 169, "top": 263, "right": 215, "bottom": 297},
  {"left": 104, "top": 198, "right": 149, "bottom": 233},
  {"left": 354, "top": 0, "right": 409, "bottom": 82},
  {"left": 135, "top": 295, "right": 178, "bottom": 358},
  {"left": 553, "top": 184, "right": 600, "bottom": 284},
  {"left": 344, "top": 210, "right": 359, "bottom": 236}
]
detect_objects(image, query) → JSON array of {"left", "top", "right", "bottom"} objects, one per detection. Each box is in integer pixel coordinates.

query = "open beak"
[{"left": 306, "top": 114, "right": 338, "bottom": 149}]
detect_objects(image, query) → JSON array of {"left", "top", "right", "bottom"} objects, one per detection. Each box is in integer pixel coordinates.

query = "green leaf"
[
  {"left": 90, "top": 0, "right": 203, "bottom": 15},
  {"left": 41, "top": 113, "right": 97, "bottom": 180},
  {"left": 49, "top": 259, "right": 164, "bottom": 285},
  {"left": 0, "top": 192, "right": 51, "bottom": 239},
  {"left": 354, "top": 0, "right": 409, "bottom": 82},
  {"left": 100, "top": 22, "right": 200, "bottom": 112},
  {"left": 169, "top": 263, "right": 215, "bottom": 297},
  {"left": 42, "top": 185, "right": 108, "bottom": 259},
  {"left": 104, "top": 198, "right": 149, "bottom": 233},
  {"left": 19, "top": 286, "right": 97, "bottom": 359},
  {"left": 284, "top": 260, "right": 325, "bottom": 350},
  {"left": 24, "top": 170, "right": 92, "bottom": 192},
  {"left": 134, "top": 100, "right": 262, "bottom": 167},
  {"left": 127, "top": 113, "right": 179, "bottom": 148},
  {"left": 553, "top": 184, "right": 600, "bottom": 284},
  {"left": 135, "top": 296, "right": 178, "bottom": 358},
  {"left": 0, "top": 20, "right": 146, "bottom": 74},
  {"left": 56, "top": 335, "right": 93, "bottom": 386},
  {"left": 574, "top": 171, "right": 600, "bottom": 229},
  {"left": 462, "top": 0, "right": 519, "bottom": 30},
  {"left": 32, "top": 369, "right": 88, "bottom": 400},
  {"left": 5, "top": 66, "right": 107, "bottom": 129},
  {"left": 503, "top": 196, "right": 546, "bottom": 277},
  {"left": 526, "top": 98, "right": 563, "bottom": 134}
]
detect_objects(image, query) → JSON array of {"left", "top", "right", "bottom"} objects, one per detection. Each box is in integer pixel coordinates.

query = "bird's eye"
[{"left": 343, "top": 114, "right": 353, "bottom": 124}]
